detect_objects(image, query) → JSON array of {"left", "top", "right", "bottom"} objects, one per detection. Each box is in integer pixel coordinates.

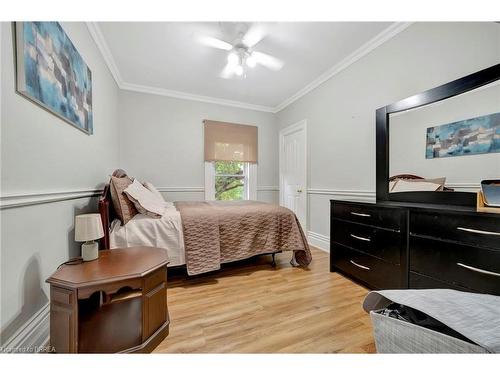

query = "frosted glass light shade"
[{"left": 75, "top": 214, "right": 104, "bottom": 242}]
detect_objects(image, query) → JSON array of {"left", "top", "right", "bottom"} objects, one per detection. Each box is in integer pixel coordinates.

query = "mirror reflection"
[{"left": 389, "top": 80, "right": 500, "bottom": 193}]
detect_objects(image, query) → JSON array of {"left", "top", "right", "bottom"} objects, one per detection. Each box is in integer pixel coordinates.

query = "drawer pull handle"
[
  {"left": 457, "top": 227, "right": 500, "bottom": 236},
  {"left": 350, "top": 260, "right": 370, "bottom": 270},
  {"left": 350, "top": 234, "right": 371, "bottom": 242},
  {"left": 351, "top": 212, "right": 371, "bottom": 217},
  {"left": 457, "top": 263, "right": 500, "bottom": 277}
]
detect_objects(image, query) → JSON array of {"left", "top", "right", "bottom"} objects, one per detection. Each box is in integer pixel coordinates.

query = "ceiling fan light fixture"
[
  {"left": 227, "top": 52, "right": 239, "bottom": 65},
  {"left": 234, "top": 64, "right": 244, "bottom": 76},
  {"left": 246, "top": 53, "right": 256, "bottom": 68}
]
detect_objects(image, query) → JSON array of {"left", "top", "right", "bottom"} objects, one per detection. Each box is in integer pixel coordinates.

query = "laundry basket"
[{"left": 370, "top": 309, "right": 488, "bottom": 353}]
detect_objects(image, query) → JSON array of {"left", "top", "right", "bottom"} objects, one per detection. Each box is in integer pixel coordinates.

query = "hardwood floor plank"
[{"left": 154, "top": 247, "right": 375, "bottom": 353}]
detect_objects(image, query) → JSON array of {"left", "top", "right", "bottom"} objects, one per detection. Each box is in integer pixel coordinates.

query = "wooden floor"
[{"left": 154, "top": 247, "right": 375, "bottom": 353}]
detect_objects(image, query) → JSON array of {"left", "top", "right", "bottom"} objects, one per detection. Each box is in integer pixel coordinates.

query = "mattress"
[{"left": 109, "top": 205, "right": 185, "bottom": 267}]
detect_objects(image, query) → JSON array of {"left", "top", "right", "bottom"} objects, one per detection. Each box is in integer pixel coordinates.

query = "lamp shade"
[{"left": 75, "top": 214, "right": 104, "bottom": 242}]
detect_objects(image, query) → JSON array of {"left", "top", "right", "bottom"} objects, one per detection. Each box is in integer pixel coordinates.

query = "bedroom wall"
[
  {"left": 276, "top": 22, "right": 500, "bottom": 248},
  {"left": 0, "top": 22, "right": 120, "bottom": 348},
  {"left": 118, "top": 90, "right": 279, "bottom": 204}
]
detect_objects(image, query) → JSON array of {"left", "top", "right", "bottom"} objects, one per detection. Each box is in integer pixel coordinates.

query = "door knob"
[{"left": 297, "top": 189, "right": 303, "bottom": 193}]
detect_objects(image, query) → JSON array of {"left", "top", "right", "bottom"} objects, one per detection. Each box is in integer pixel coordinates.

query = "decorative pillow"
[
  {"left": 110, "top": 176, "right": 138, "bottom": 224},
  {"left": 124, "top": 179, "right": 166, "bottom": 218},
  {"left": 423, "top": 177, "right": 446, "bottom": 191},
  {"left": 143, "top": 181, "right": 165, "bottom": 203},
  {"left": 391, "top": 179, "right": 441, "bottom": 193},
  {"left": 390, "top": 177, "right": 446, "bottom": 192},
  {"left": 389, "top": 180, "right": 398, "bottom": 192}
]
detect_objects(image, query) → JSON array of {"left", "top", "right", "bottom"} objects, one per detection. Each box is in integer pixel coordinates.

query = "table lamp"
[{"left": 75, "top": 214, "right": 104, "bottom": 261}]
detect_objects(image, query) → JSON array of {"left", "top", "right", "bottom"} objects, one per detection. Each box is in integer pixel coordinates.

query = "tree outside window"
[{"left": 214, "top": 161, "right": 248, "bottom": 200}]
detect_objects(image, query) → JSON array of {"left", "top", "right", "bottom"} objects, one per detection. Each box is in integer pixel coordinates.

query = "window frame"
[{"left": 205, "top": 161, "right": 257, "bottom": 201}]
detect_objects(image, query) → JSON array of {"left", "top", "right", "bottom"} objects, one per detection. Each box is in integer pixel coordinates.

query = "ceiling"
[{"left": 93, "top": 22, "right": 399, "bottom": 111}]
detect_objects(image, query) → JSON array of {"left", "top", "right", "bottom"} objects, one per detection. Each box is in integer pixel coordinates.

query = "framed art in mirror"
[{"left": 376, "top": 63, "right": 500, "bottom": 206}]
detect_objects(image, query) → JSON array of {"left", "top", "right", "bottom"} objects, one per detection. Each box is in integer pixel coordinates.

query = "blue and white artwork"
[
  {"left": 15, "top": 22, "right": 93, "bottom": 134},
  {"left": 426, "top": 112, "right": 500, "bottom": 159}
]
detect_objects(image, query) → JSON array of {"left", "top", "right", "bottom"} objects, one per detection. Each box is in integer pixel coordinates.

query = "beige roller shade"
[{"left": 204, "top": 120, "right": 258, "bottom": 163}]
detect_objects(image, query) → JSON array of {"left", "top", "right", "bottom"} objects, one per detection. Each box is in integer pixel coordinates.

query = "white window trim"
[{"left": 204, "top": 162, "right": 257, "bottom": 201}]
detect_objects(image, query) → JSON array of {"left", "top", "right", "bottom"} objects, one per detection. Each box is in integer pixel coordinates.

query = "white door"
[{"left": 280, "top": 120, "right": 307, "bottom": 229}]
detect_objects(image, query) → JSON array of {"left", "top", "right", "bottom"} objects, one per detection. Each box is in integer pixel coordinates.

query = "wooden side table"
[{"left": 46, "top": 247, "right": 169, "bottom": 353}]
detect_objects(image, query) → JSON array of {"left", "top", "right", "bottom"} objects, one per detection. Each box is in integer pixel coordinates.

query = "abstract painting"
[
  {"left": 426, "top": 112, "right": 500, "bottom": 159},
  {"left": 15, "top": 22, "right": 93, "bottom": 134}
]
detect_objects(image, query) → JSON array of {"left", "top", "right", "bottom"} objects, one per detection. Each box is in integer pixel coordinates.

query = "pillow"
[
  {"left": 423, "top": 177, "right": 446, "bottom": 191},
  {"left": 390, "top": 177, "right": 446, "bottom": 192},
  {"left": 110, "top": 175, "right": 138, "bottom": 224},
  {"left": 143, "top": 181, "right": 165, "bottom": 203},
  {"left": 124, "top": 179, "right": 166, "bottom": 218},
  {"left": 391, "top": 179, "right": 442, "bottom": 193}
]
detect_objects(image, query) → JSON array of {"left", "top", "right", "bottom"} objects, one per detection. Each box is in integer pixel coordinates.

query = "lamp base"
[{"left": 81, "top": 241, "right": 99, "bottom": 261}]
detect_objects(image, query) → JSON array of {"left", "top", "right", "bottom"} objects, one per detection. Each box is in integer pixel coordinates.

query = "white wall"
[
  {"left": 0, "top": 22, "right": 120, "bottom": 346},
  {"left": 118, "top": 90, "right": 279, "bottom": 204},
  {"left": 276, "top": 22, "right": 500, "bottom": 242}
]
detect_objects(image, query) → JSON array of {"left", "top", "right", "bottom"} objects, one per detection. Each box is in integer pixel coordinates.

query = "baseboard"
[
  {"left": 308, "top": 231, "right": 330, "bottom": 253},
  {"left": 1, "top": 303, "right": 50, "bottom": 353}
]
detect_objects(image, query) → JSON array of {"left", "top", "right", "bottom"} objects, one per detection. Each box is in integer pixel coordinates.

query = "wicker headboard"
[{"left": 98, "top": 169, "right": 127, "bottom": 249}]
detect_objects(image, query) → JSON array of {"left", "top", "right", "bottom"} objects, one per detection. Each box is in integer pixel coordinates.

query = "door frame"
[{"left": 279, "top": 119, "right": 308, "bottom": 230}]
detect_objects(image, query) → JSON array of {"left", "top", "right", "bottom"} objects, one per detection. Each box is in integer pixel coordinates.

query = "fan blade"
[
  {"left": 220, "top": 62, "right": 235, "bottom": 79},
  {"left": 242, "top": 24, "right": 267, "bottom": 47},
  {"left": 198, "top": 36, "right": 233, "bottom": 51},
  {"left": 252, "top": 51, "right": 284, "bottom": 71}
]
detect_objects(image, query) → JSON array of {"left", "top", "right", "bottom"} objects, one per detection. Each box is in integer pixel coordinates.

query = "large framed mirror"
[{"left": 376, "top": 63, "right": 500, "bottom": 206}]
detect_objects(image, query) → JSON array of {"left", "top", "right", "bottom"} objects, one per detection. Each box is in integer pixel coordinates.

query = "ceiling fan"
[{"left": 198, "top": 23, "right": 284, "bottom": 79}]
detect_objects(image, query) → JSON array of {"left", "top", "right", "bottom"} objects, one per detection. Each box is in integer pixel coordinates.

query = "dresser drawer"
[
  {"left": 411, "top": 211, "right": 500, "bottom": 250},
  {"left": 332, "top": 201, "right": 404, "bottom": 230},
  {"left": 410, "top": 236, "right": 500, "bottom": 295},
  {"left": 332, "top": 244, "right": 403, "bottom": 289},
  {"left": 331, "top": 219, "right": 402, "bottom": 264},
  {"left": 409, "top": 271, "right": 473, "bottom": 292}
]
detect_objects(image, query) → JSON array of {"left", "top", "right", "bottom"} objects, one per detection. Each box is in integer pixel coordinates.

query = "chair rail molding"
[
  {"left": 157, "top": 186, "right": 279, "bottom": 193},
  {"left": 307, "top": 188, "right": 376, "bottom": 203},
  {"left": 0, "top": 189, "right": 103, "bottom": 209}
]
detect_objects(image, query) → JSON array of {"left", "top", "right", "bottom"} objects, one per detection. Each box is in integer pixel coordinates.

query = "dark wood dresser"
[
  {"left": 330, "top": 200, "right": 500, "bottom": 295},
  {"left": 46, "top": 247, "right": 170, "bottom": 353}
]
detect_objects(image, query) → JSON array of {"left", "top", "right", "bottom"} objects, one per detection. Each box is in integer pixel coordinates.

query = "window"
[
  {"left": 214, "top": 161, "right": 247, "bottom": 200},
  {"left": 205, "top": 161, "right": 257, "bottom": 201},
  {"left": 203, "top": 120, "right": 258, "bottom": 201}
]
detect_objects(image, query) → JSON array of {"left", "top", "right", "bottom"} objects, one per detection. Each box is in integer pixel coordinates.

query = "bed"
[{"left": 99, "top": 169, "right": 312, "bottom": 275}]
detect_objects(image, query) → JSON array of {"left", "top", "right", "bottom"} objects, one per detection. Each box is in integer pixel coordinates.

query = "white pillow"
[
  {"left": 143, "top": 181, "right": 166, "bottom": 203},
  {"left": 391, "top": 179, "right": 441, "bottom": 193},
  {"left": 124, "top": 179, "right": 165, "bottom": 218}
]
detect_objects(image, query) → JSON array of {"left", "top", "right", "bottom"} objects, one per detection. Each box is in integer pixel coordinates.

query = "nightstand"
[{"left": 46, "top": 247, "right": 169, "bottom": 353}]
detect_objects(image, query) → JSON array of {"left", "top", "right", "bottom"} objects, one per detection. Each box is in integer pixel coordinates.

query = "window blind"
[{"left": 203, "top": 120, "right": 258, "bottom": 163}]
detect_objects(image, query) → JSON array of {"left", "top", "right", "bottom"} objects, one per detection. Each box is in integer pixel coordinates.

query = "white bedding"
[{"left": 109, "top": 205, "right": 185, "bottom": 266}]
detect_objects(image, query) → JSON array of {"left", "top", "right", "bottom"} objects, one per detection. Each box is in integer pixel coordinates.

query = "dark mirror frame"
[{"left": 376, "top": 63, "right": 500, "bottom": 207}]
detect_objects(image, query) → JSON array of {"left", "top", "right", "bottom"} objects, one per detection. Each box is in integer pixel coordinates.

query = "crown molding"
[
  {"left": 120, "top": 81, "right": 275, "bottom": 112},
  {"left": 86, "top": 22, "right": 274, "bottom": 113},
  {"left": 86, "top": 22, "right": 124, "bottom": 86},
  {"left": 274, "top": 22, "right": 413, "bottom": 113},
  {"left": 87, "top": 22, "right": 412, "bottom": 114}
]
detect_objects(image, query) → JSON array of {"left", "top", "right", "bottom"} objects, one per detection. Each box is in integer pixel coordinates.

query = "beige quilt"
[{"left": 175, "top": 200, "right": 312, "bottom": 275}]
